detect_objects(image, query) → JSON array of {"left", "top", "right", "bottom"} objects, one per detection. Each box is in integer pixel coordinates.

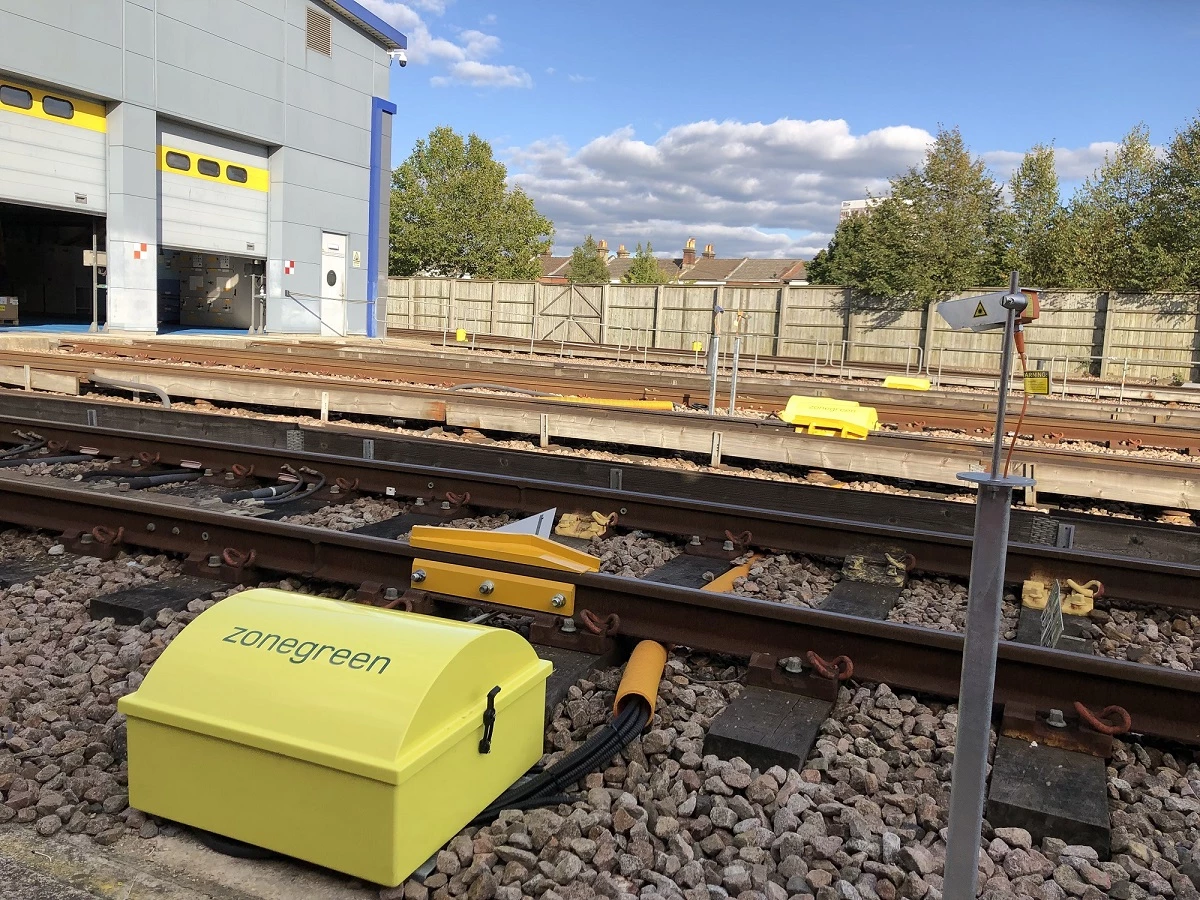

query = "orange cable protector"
[{"left": 613, "top": 640, "right": 668, "bottom": 720}]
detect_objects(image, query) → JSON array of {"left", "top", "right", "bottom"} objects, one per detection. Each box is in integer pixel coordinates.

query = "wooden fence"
[{"left": 385, "top": 278, "right": 1200, "bottom": 384}]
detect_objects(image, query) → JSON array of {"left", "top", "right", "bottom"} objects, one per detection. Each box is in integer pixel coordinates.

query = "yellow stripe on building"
[
  {"left": 0, "top": 79, "right": 107, "bottom": 133},
  {"left": 157, "top": 145, "right": 270, "bottom": 192}
]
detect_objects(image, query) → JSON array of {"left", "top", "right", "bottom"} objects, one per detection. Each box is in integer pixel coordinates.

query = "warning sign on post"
[{"left": 1023, "top": 370, "right": 1050, "bottom": 394}]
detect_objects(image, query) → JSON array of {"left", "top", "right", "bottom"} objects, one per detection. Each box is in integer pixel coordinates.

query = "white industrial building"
[{"left": 0, "top": 0, "right": 405, "bottom": 336}]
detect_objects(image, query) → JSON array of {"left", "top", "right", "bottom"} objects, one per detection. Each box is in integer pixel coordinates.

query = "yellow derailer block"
[
  {"left": 778, "top": 395, "right": 879, "bottom": 441},
  {"left": 408, "top": 525, "right": 600, "bottom": 616},
  {"left": 882, "top": 375, "right": 932, "bottom": 391}
]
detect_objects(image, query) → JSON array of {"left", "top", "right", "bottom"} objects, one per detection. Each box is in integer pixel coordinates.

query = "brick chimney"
[
  {"left": 595, "top": 239, "right": 609, "bottom": 260},
  {"left": 616, "top": 244, "right": 629, "bottom": 259},
  {"left": 703, "top": 243, "right": 716, "bottom": 258},
  {"left": 682, "top": 237, "right": 696, "bottom": 266}
]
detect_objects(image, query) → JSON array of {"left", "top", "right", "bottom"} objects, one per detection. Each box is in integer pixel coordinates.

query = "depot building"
[{"left": 0, "top": 1, "right": 404, "bottom": 336}]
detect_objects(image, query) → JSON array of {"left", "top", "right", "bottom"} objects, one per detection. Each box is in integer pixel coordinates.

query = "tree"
[
  {"left": 811, "top": 127, "right": 1006, "bottom": 307},
  {"left": 890, "top": 126, "right": 1006, "bottom": 298},
  {"left": 390, "top": 126, "right": 554, "bottom": 280},
  {"left": 806, "top": 213, "right": 869, "bottom": 285},
  {"left": 1064, "top": 125, "right": 1167, "bottom": 291},
  {"left": 1003, "top": 144, "right": 1070, "bottom": 287},
  {"left": 565, "top": 235, "right": 610, "bottom": 283},
  {"left": 1150, "top": 115, "right": 1200, "bottom": 289},
  {"left": 622, "top": 243, "right": 671, "bottom": 283}
]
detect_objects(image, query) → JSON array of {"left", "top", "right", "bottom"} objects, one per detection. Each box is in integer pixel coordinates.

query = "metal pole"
[
  {"left": 944, "top": 270, "right": 1031, "bottom": 899},
  {"left": 89, "top": 224, "right": 98, "bottom": 333},
  {"left": 707, "top": 291, "right": 722, "bottom": 415},
  {"left": 942, "top": 476, "right": 1015, "bottom": 897},
  {"left": 989, "top": 270, "right": 1020, "bottom": 476},
  {"left": 727, "top": 334, "right": 741, "bottom": 416}
]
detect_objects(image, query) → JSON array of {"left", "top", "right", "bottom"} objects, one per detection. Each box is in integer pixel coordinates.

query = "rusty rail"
[
  {"left": 2, "top": 413, "right": 1200, "bottom": 610},
  {"left": 0, "top": 475, "right": 1193, "bottom": 744}
]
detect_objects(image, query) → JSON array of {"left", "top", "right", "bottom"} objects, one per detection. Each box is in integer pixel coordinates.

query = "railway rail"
[
  {"left": 0, "top": 472, "right": 1196, "bottom": 745},
  {"left": 0, "top": 350, "right": 1197, "bottom": 508},
  {"left": 49, "top": 337, "right": 1200, "bottom": 452},
  {"left": 382, "top": 326, "right": 1200, "bottom": 406}
]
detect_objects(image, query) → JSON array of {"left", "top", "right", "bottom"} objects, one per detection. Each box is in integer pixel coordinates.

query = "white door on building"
[{"left": 320, "top": 232, "right": 347, "bottom": 336}]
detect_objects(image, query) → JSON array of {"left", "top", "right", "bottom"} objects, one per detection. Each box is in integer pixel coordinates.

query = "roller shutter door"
[
  {"left": 158, "top": 122, "right": 268, "bottom": 258},
  {"left": 0, "top": 79, "right": 106, "bottom": 213}
]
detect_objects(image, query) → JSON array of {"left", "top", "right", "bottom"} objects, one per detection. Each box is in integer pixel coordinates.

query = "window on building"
[
  {"left": 165, "top": 151, "right": 191, "bottom": 171},
  {"left": 42, "top": 95, "right": 74, "bottom": 119},
  {"left": 197, "top": 159, "right": 221, "bottom": 177},
  {"left": 0, "top": 85, "right": 33, "bottom": 110},
  {"left": 226, "top": 165, "right": 249, "bottom": 184},
  {"left": 306, "top": 7, "right": 332, "bottom": 55}
]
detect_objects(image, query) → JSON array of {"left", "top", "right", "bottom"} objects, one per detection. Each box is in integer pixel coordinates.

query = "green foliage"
[
  {"left": 1150, "top": 115, "right": 1200, "bottom": 289},
  {"left": 890, "top": 127, "right": 1006, "bottom": 299},
  {"left": 810, "top": 115, "right": 1200, "bottom": 299},
  {"left": 622, "top": 243, "right": 671, "bottom": 283},
  {"left": 1063, "top": 125, "right": 1168, "bottom": 292},
  {"left": 1003, "top": 144, "right": 1070, "bottom": 288},
  {"left": 389, "top": 126, "right": 554, "bottom": 280},
  {"left": 566, "top": 235, "right": 610, "bottom": 283}
]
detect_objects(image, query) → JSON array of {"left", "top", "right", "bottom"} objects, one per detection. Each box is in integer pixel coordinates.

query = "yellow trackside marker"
[
  {"left": 455, "top": 329, "right": 467, "bottom": 342},
  {"left": 545, "top": 396, "right": 675, "bottom": 411},
  {"left": 883, "top": 375, "right": 931, "bottom": 391},
  {"left": 692, "top": 341, "right": 703, "bottom": 352}
]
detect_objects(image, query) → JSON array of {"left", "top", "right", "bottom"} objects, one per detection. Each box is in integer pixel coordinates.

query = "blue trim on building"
[
  {"left": 324, "top": 1, "right": 407, "bottom": 50},
  {"left": 366, "top": 96, "right": 397, "bottom": 338}
]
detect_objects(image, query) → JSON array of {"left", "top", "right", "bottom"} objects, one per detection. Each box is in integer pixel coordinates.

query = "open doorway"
[{"left": 0, "top": 201, "right": 105, "bottom": 331}]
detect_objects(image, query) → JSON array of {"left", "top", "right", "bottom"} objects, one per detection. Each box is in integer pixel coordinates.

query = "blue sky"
[{"left": 363, "top": 0, "right": 1200, "bottom": 258}]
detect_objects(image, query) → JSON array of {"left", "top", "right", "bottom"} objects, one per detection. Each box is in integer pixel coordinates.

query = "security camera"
[{"left": 389, "top": 48, "right": 407, "bottom": 67}]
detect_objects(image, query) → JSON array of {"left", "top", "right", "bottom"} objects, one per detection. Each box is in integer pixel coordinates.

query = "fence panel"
[
  {"left": 1106, "top": 293, "right": 1200, "bottom": 383},
  {"left": 777, "top": 287, "right": 848, "bottom": 364},
  {"left": 384, "top": 277, "right": 1200, "bottom": 384}
]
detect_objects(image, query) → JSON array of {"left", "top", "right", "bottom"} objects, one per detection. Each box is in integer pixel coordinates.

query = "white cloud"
[
  {"left": 983, "top": 142, "right": 1120, "bottom": 184},
  {"left": 356, "top": 1, "right": 530, "bottom": 88},
  {"left": 432, "top": 62, "right": 533, "bottom": 89},
  {"left": 509, "top": 118, "right": 932, "bottom": 257},
  {"left": 509, "top": 119, "right": 1124, "bottom": 257},
  {"left": 567, "top": 74, "right": 595, "bottom": 83}
]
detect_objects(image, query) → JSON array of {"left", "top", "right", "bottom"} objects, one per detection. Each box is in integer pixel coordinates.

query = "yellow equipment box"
[
  {"left": 118, "top": 589, "right": 551, "bottom": 886},
  {"left": 778, "top": 395, "right": 879, "bottom": 440}
]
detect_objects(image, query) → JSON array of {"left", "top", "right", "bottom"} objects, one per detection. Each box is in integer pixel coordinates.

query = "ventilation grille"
[{"left": 306, "top": 7, "right": 332, "bottom": 55}]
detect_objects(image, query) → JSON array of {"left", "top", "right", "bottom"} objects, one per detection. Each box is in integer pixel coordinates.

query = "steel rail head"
[{"left": 0, "top": 475, "right": 1194, "bottom": 745}]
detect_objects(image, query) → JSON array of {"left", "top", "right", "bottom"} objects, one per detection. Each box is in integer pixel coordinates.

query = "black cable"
[
  {"left": 474, "top": 698, "right": 649, "bottom": 823},
  {"left": 0, "top": 439, "right": 46, "bottom": 459}
]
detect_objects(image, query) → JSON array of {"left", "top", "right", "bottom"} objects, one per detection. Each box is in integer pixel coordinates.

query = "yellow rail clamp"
[
  {"left": 554, "top": 511, "right": 616, "bottom": 541},
  {"left": 546, "top": 396, "right": 675, "bottom": 411},
  {"left": 119, "top": 589, "right": 551, "bottom": 887},
  {"left": 1021, "top": 579, "right": 1049, "bottom": 610},
  {"left": 409, "top": 525, "right": 600, "bottom": 615},
  {"left": 883, "top": 375, "right": 932, "bottom": 391},
  {"left": 702, "top": 555, "right": 763, "bottom": 593},
  {"left": 1063, "top": 579, "right": 1099, "bottom": 616},
  {"left": 778, "top": 395, "right": 878, "bottom": 440}
]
